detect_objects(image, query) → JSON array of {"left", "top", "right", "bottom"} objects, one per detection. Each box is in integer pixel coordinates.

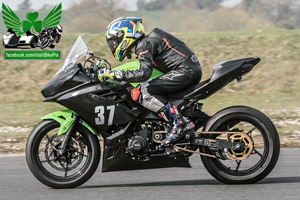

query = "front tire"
[
  {"left": 26, "top": 120, "right": 100, "bottom": 188},
  {"left": 201, "top": 106, "right": 280, "bottom": 184}
]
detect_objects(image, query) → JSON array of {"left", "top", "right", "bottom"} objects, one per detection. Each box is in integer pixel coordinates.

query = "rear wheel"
[
  {"left": 200, "top": 106, "right": 280, "bottom": 184},
  {"left": 26, "top": 120, "right": 100, "bottom": 188}
]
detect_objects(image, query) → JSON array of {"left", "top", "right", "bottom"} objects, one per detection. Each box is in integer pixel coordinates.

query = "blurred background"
[{"left": 0, "top": 0, "right": 299, "bottom": 153}]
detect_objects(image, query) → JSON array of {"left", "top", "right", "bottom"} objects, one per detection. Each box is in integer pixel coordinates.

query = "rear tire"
[
  {"left": 200, "top": 106, "right": 280, "bottom": 184},
  {"left": 26, "top": 120, "right": 100, "bottom": 188}
]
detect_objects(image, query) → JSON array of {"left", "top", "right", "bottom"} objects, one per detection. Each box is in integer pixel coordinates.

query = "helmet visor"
[{"left": 106, "top": 31, "right": 125, "bottom": 55}]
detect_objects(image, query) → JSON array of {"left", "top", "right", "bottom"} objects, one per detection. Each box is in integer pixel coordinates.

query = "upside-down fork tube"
[{"left": 58, "top": 114, "right": 79, "bottom": 155}]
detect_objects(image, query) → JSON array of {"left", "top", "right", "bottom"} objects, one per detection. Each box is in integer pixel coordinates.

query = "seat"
[
  {"left": 162, "top": 79, "right": 210, "bottom": 99},
  {"left": 162, "top": 57, "right": 260, "bottom": 100}
]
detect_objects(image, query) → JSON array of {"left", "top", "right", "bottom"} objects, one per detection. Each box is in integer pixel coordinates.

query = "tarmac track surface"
[{"left": 1, "top": 148, "right": 300, "bottom": 200}]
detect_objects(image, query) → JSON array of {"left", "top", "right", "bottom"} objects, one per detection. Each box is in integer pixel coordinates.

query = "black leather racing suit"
[{"left": 115, "top": 28, "right": 202, "bottom": 112}]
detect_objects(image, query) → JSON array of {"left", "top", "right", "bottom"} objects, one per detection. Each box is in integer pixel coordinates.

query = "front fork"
[{"left": 58, "top": 114, "right": 79, "bottom": 156}]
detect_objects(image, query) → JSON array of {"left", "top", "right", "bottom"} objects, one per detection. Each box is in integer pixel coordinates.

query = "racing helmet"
[{"left": 106, "top": 17, "right": 145, "bottom": 61}]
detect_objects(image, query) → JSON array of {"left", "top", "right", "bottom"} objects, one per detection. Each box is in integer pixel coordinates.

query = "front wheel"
[
  {"left": 200, "top": 106, "right": 280, "bottom": 184},
  {"left": 26, "top": 120, "right": 100, "bottom": 188}
]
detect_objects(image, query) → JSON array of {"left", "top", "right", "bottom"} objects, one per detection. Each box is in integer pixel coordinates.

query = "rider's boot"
[{"left": 157, "top": 103, "right": 195, "bottom": 146}]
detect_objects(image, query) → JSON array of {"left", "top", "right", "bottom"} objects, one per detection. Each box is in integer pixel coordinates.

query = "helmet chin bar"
[{"left": 124, "top": 34, "right": 145, "bottom": 60}]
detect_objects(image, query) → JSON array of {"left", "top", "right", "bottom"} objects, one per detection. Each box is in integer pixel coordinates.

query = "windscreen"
[{"left": 53, "top": 35, "right": 88, "bottom": 77}]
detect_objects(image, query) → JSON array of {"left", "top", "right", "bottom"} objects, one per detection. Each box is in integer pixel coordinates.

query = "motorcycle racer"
[{"left": 99, "top": 17, "right": 202, "bottom": 145}]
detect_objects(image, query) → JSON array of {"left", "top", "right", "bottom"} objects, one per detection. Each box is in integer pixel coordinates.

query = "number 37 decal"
[{"left": 95, "top": 105, "right": 115, "bottom": 125}]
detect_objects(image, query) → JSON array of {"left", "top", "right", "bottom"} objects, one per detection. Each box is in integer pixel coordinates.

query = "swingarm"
[{"left": 153, "top": 131, "right": 253, "bottom": 160}]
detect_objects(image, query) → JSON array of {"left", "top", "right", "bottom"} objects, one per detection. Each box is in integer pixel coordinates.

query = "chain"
[{"left": 173, "top": 145, "right": 217, "bottom": 158}]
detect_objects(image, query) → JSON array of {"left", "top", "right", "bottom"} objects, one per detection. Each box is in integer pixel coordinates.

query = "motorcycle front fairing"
[{"left": 41, "top": 64, "right": 89, "bottom": 98}]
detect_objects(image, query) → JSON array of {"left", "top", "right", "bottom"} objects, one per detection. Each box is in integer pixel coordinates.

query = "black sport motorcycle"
[{"left": 26, "top": 36, "right": 280, "bottom": 188}]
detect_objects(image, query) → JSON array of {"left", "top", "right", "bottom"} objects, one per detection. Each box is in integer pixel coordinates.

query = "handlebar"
[{"left": 81, "top": 55, "right": 111, "bottom": 80}]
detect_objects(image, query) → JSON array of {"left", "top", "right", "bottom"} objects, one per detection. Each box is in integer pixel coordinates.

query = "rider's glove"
[
  {"left": 98, "top": 69, "right": 123, "bottom": 82},
  {"left": 98, "top": 68, "right": 113, "bottom": 82}
]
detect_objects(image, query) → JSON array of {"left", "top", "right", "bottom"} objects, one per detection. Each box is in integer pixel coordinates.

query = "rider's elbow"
[{"left": 142, "top": 69, "right": 152, "bottom": 81}]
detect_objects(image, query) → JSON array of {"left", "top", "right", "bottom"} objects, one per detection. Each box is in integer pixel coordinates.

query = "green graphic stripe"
[{"left": 4, "top": 50, "right": 61, "bottom": 60}]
